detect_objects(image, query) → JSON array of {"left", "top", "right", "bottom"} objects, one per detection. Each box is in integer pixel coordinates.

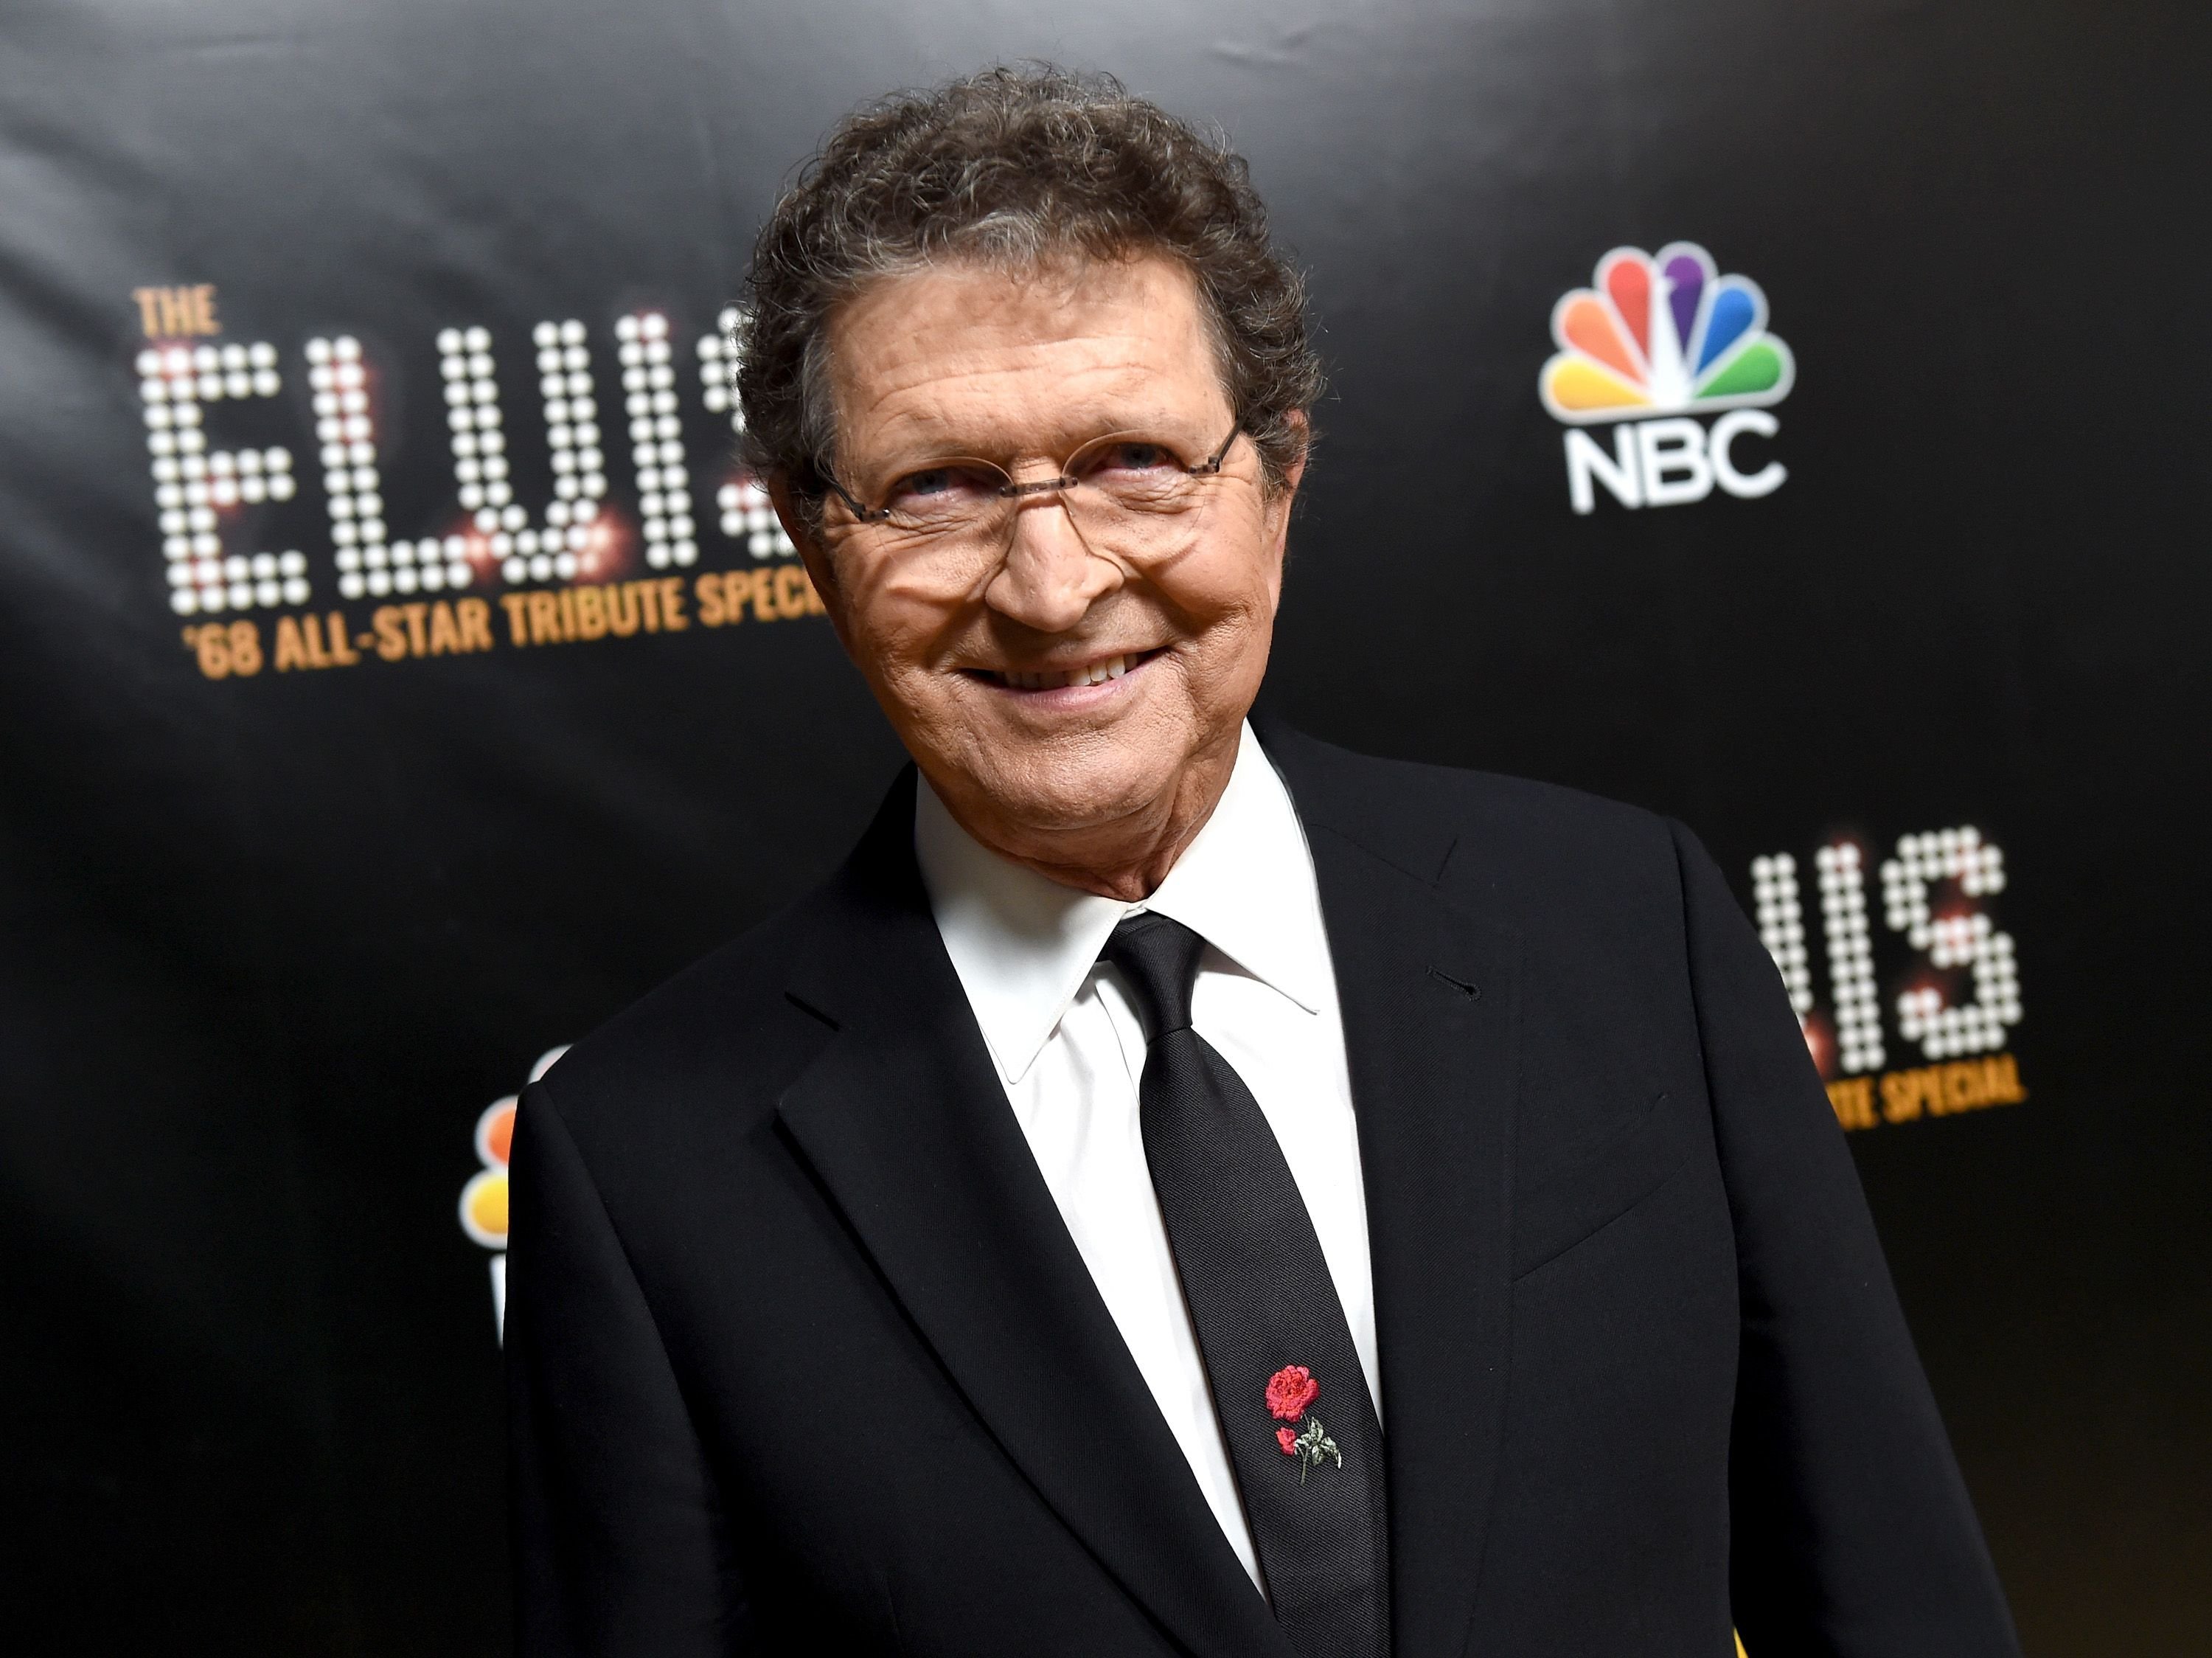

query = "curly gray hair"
[{"left": 733, "top": 64, "right": 1322, "bottom": 521}]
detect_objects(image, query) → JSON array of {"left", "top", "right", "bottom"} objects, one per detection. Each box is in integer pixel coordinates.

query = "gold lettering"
[
  {"left": 1988, "top": 1052, "right": 2026, "bottom": 1104},
  {"left": 526, "top": 591, "right": 562, "bottom": 645},
  {"left": 572, "top": 585, "right": 607, "bottom": 640},
  {"left": 428, "top": 600, "right": 463, "bottom": 656},
  {"left": 695, "top": 572, "right": 727, "bottom": 628},
  {"left": 658, "top": 576, "right": 688, "bottom": 631},
  {"left": 274, "top": 616, "right": 310, "bottom": 673},
  {"left": 1826, "top": 1077, "right": 1877, "bottom": 1132},
  {"left": 456, "top": 597, "right": 493, "bottom": 652},
  {"left": 498, "top": 593, "right": 530, "bottom": 646},
  {"left": 326, "top": 611, "right": 360, "bottom": 665},
  {"left": 373, "top": 606, "right": 408, "bottom": 662},
  {"left": 774, "top": 565, "right": 807, "bottom": 620},
  {"left": 133, "top": 285, "right": 221, "bottom": 338},
  {"left": 1880, "top": 1069, "right": 1924, "bottom": 1124},
  {"left": 186, "top": 624, "right": 230, "bottom": 679},
  {"left": 603, "top": 581, "right": 639, "bottom": 636}
]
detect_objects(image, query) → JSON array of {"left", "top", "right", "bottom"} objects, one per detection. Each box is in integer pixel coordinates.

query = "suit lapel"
[
  {"left": 1263, "top": 726, "right": 1520, "bottom": 1658},
  {"left": 776, "top": 771, "right": 1295, "bottom": 1658}
]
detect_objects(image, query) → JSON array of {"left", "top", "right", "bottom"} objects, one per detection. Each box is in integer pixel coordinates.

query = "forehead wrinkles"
[
  {"left": 827, "top": 255, "right": 1231, "bottom": 461},
  {"left": 851, "top": 350, "right": 1183, "bottom": 459}
]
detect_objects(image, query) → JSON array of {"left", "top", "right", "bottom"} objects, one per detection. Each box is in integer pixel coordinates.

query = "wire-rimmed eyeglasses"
[{"left": 821, "top": 422, "right": 1244, "bottom": 547}]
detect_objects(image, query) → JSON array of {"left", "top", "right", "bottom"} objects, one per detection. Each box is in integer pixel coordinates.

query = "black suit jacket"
[{"left": 507, "top": 725, "right": 2019, "bottom": 1657}]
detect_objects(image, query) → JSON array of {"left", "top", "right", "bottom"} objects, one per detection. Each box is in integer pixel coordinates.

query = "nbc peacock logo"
[
  {"left": 458, "top": 1044, "right": 567, "bottom": 1342},
  {"left": 1539, "top": 242, "right": 1796, "bottom": 515}
]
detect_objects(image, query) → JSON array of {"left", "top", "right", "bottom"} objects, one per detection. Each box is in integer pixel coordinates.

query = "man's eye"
[
  {"left": 886, "top": 464, "right": 1001, "bottom": 514},
  {"left": 1083, "top": 442, "right": 1178, "bottom": 476}
]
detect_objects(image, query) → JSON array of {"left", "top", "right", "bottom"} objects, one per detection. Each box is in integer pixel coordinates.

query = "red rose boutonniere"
[
  {"left": 1265, "top": 1364, "right": 1341, "bottom": 1483},
  {"left": 1265, "top": 1364, "right": 1319, "bottom": 1423}
]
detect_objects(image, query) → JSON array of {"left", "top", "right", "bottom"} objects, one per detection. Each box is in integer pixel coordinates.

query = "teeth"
[{"left": 996, "top": 653, "right": 1138, "bottom": 690}]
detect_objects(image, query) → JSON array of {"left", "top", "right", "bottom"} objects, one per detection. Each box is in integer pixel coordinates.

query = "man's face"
[{"left": 796, "top": 254, "right": 1301, "bottom": 866}]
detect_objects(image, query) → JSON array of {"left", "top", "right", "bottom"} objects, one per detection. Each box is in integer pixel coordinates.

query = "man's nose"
[{"left": 982, "top": 497, "right": 1121, "bottom": 633}]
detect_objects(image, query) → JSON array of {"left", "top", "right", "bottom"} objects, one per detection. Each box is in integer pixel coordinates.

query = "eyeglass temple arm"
[
  {"left": 1193, "top": 422, "right": 1242, "bottom": 476},
  {"left": 822, "top": 474, "right": 886, "bottom": 523}
]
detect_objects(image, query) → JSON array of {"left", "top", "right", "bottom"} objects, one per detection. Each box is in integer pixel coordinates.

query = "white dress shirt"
[{"left": 915, "top": 721, "right": 1379, "bottom": 1589}]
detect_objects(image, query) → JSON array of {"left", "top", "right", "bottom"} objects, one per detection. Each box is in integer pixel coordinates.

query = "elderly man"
[{"left": 507, "top": 67, "right": 2018, "bottom": 1658}]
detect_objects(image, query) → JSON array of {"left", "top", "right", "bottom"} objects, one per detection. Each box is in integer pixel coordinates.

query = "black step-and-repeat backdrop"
[{"left": 4, "top": 0, "right": 2205, "bottom": 1650}]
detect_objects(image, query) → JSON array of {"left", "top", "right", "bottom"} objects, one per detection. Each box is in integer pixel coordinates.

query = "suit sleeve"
[
  {"left": 507, "top": 1077, "right": 751, "bottom": 1655},
  {"left": 1669, "top": 822, "right": 2020, "bottom": 1658}
]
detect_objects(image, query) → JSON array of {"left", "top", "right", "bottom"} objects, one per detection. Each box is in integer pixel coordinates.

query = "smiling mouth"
[{"left": 970, "top": 648, "right": 1165, "bottom": 691}]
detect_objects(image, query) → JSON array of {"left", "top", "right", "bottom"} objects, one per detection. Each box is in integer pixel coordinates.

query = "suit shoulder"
[
  {"left": 535, "top": 877, "right": 846, "bottom": 1139},
  {"left": 1374, "top": 747, "right": 1663, "bottom": 842},
  {"left": 1269, "top": 729, "right": 1705, "bottom": 1000},
  {"left": 531, "top": 766, "right": 917, "bottom": 1158},
  {"left": 1270, "top": 725, "right": 1678, "bottom": 874}
]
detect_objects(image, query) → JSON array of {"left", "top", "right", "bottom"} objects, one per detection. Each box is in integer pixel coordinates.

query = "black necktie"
[{"left": 1104, "top": 911, "right": 1389, "bottom": 1658}]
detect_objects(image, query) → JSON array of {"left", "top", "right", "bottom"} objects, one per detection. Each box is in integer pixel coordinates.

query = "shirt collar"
[{"left": 915, "top": 721, "right": 1330, "bottom": 1086}]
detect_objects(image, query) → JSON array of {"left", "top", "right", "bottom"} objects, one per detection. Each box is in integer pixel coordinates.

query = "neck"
[{"left": 936, "top": 734, "right": 1241, "bottom": 902}]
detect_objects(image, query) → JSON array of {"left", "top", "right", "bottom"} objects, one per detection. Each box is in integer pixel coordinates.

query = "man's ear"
[
  {"left": 1265, "top": 410, "right": 1311, "bottom": 555},
  {"left": 766, "top": 476, "right": 821, "bottom": 566},
  {"left": 768, "top": 476, "right": 849, "bottom": 637},
  {"left": 1279, "top": 410, "right": 1312, "bottom": 493}
]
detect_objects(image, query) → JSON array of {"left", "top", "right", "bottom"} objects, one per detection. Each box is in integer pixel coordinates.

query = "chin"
[{"left": 964, "top": 733, "right": 1187, "bottom": 843}]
